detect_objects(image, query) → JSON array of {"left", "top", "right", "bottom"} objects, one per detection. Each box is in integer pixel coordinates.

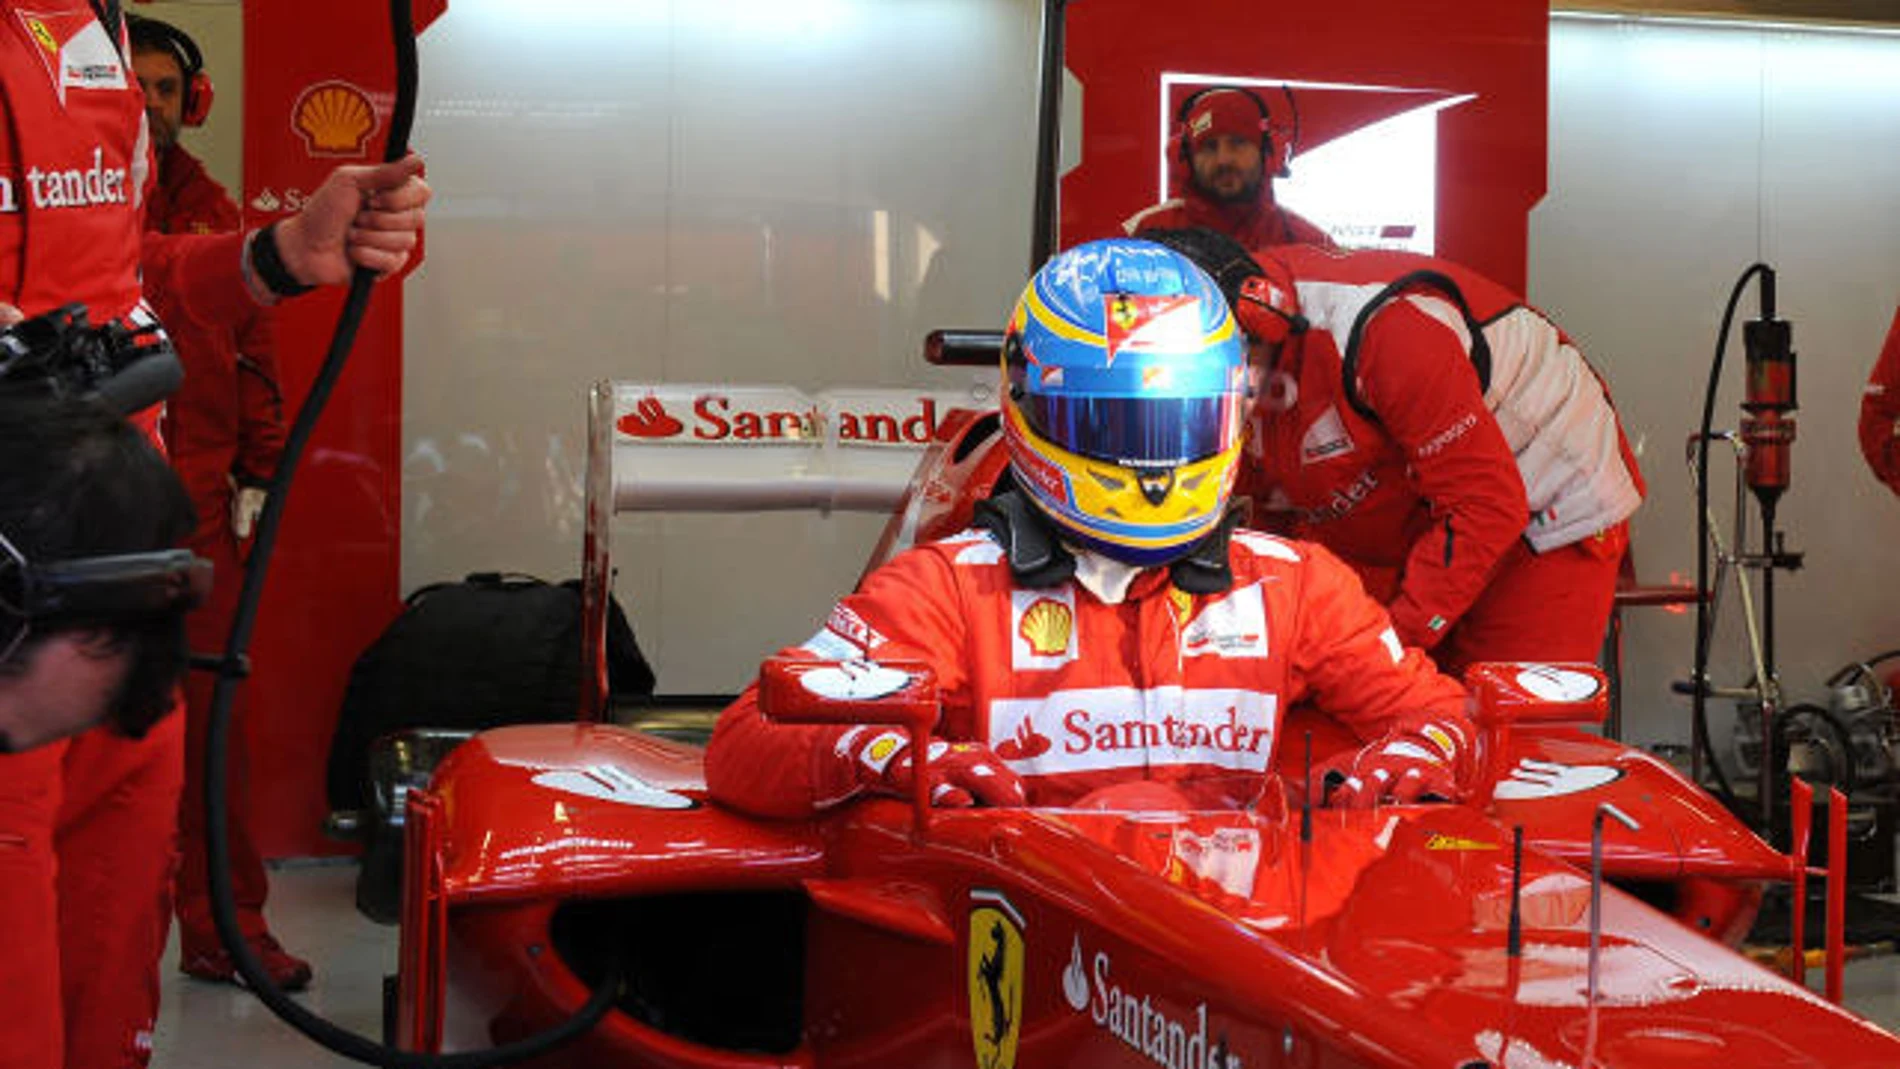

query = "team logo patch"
[
  {"left": 1103, "top": 294, "right": 1202, "bottom": 364},
  {"left": 988, "top": 687, "right": 1277, "bottom": 776},
  {"left": 26, "top": 16, "right": 54, "bottom": 52},
  {"left": 16, "top": 10, "right": 125, "bottom": 102},
  {"left": 1181, "top": 583, "right": 1268, "bottom": 660},
  {"left": 1300, "top": 405, "right": 1354, "bottom": 464},
  {"left": 1012, "top": 588, "right": 1077, "bottom": 669},
  {"left": 824, "top": 604, "right": 886, "bottom": 654},
  {"left": 968, "top": 890, "right": 1025, "bottom": 1069}
]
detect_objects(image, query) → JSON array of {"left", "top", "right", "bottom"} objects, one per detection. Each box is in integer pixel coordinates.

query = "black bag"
[{"left": 325, "top": 572, "right": 655, "bottom": 814}]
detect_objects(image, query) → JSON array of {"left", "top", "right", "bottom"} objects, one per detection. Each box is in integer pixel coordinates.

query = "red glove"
[
  {"left": 1316, "top": 729, "right": 1464, "bottom": 809},
  {"left": 841, "top": 729, "right": 1027, "bottom": 809}
]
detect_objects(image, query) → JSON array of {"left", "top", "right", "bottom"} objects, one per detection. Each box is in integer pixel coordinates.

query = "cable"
[
  {"left": 1690, "top": 262, "right": 1772, "bottom": 808},
  {"left": 201, "top": 1, "right": 620, "bottom": 1063}
]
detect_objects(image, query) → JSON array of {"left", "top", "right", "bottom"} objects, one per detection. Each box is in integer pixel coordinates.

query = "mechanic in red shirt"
[
  {"left": 708, "top": 239, "right": 1474, "bottom": 820},
  {"left": 0, "top": 2, "right": 428, "bottom": 1064},
  {"left": 1121, "top": 86, "right": 1332, "bottom": 250},
  {"left": 126, "top": 12, "right": 304, "bottom": 992},
  {"left": 1140, "top": 228, "right": 1644, "bottom": 677},
  {"left": 1861, "top": 304, "right": 1900, "bottom": 497}
]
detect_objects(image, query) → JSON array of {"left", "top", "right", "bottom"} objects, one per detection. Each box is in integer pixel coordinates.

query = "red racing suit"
[
  {"left": 2, "top": 5, "right": 260, "bottom": 1067},
  {"left": 1238, "top": 245, "right": 1644, "bottom": 675},
  {"left": 1861, "top": 305, "right": 1900, "bottom": 497},
  {"left": 146, "top": 141, "right": 288, "bottom": 963},
  {"left": 707, "top": 526, "right": 1474, "bottom": 820}
]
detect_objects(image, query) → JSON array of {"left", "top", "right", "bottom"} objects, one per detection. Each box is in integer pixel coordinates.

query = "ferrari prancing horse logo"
[{"left": 969, "top": 889, "right": 1025, "bottom": 1069}]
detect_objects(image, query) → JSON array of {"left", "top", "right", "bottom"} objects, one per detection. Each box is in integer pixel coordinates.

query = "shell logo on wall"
[{"left": 291, "top": 80, "right": 378, "bottom": 157}]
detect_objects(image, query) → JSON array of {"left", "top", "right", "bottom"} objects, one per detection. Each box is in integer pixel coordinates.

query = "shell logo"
[
  {"left": 1018, "top": 598, "right": 1072, "bottom": 657},
  {"left": 292, "top": 80, "right": 378, "bottom": 157}
]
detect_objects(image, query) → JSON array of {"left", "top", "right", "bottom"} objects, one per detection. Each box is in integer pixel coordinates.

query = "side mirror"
[
  {"left": 757, "top": 658, "right": 940, "bottom": 829},
  {"left": 1464, "top": 662, "right": 1609, "bottom": 807}
]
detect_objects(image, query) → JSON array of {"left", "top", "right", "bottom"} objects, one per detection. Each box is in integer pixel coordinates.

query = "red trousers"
[
  {"left": 173, "top": 527, "right": 271, "bottom": 955},
  {"left": 0, "top": 711, "right": 185, "bottom": 1069},
  {"left": 1350, "top": 523, "right": 1627, "bottom": 678},
  {"left": 1433, "top": 524, "right": 1628, "bottom": 678}
]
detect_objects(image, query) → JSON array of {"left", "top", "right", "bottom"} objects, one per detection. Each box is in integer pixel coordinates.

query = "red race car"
[{"left": 388, "top": 385, "right": 1900, "bottom": 1067}]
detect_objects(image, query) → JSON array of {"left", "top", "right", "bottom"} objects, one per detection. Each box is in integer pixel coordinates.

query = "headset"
[
  {"left": 1173, "top": 84, "right": 1300, "bottom": 179},
  {"left": 0, "top": 533, "right": 209, "bottom": 664},
  {"left": 124, "top": 13, "right": 214, "bottom": 127}
]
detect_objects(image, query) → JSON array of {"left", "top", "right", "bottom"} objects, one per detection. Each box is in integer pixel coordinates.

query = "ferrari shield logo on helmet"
[
  {"left": 968, "top": 890, "right": 1025, "bottom": 1069},
  {"left": 1103, "top": 294, "right": 1201, "bottom": 365}
]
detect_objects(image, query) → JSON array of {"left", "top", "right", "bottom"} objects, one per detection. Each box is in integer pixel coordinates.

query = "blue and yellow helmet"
[{"left": 1002, "top": 238, "right": 1249, "bottom": 567}]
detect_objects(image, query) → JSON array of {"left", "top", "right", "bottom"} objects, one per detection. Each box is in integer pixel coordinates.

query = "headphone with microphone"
[
  {"left": 124, "top": 14, "right": 214, "bottom": 127},
  {"left": 1173, "top": 84, "right": 1300, "bottom": 179}
]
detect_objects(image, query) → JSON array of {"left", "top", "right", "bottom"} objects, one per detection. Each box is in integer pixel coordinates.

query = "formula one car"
[{"left": 391, "top": 383, "right": 1900, "bottom": 1067}]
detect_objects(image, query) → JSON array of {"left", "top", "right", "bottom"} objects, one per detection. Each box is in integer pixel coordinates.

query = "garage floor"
[{"left": 148, "top": 862, "right": 1900, "bottom": 1067}]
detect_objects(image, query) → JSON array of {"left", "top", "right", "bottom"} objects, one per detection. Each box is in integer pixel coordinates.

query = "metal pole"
[{"left": 1029, "top": 0, "right": 1067, "bottom": 274}]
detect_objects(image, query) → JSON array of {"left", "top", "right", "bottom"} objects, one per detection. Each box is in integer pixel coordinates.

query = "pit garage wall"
[
  {"left": 1532, "top": 14, "right": 1900, "bottom": 757},
  {"left": 401, "top": 0, "right": 1036, "bottom": 705},
  {"left": 400, "top": 0, "right": 1541, "bottom": 709}
]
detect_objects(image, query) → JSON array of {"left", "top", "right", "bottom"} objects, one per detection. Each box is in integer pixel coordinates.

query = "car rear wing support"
[
  {"left": 1786, "top": 778, "right": 1850, "bottom": 1001},
  {"left": 578, "top": 379, "right": 989, "bottom": 721}
]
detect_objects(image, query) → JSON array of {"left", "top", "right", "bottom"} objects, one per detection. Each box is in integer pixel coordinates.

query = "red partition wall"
[
  {"left": 239, "top": 0, "right": 441, "bottom": 856},
  {"left": 1060, "top": 0, "right": 1547, "bottom": 291}
]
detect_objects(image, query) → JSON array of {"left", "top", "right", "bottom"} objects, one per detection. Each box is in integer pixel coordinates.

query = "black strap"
[
  {"left": 972, "top": 489, "right": 1242, "bottom": 595},
  {"left": 972, "top": 491, "right": 1075, "bottom": 589},
  {"left": 1340, "top": 269, "right": 1493, "bottom": 426},
  {"left": 249, "top": 224, "right": 316, "bottom": 299},
  {"left": 1168, "top": 505, "right": 1244, "bottom": 594}
]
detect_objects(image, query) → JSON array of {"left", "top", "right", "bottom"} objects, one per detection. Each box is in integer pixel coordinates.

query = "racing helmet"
[{"left": 1002, "top": 238, "right": 1248, "bottom": 567}]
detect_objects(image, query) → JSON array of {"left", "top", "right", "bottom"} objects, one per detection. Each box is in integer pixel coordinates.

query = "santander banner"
[
  {"left": 605, "top": 382, "right": 992, "bottom": 515},
  {"left": 612, "top": 384, "right": 985, "bottom": 450}
]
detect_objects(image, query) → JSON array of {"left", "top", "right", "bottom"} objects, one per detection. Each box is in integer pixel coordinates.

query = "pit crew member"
[
  {"left": 2, "top": 2, "right": 428, "bottom": 1063},
  {"left": 707, "top": 238, "right": 1474, "bottom": 819},
  {"left": 1122, "top": 86, "right": 1331, "bottom": 250},
  {"left": 125, "top": 11, "right": 306, "bottom": 992},
  {"left": 1140, "top": 227, "right": 1643, "bottom": 677},
  {"left": 1861, "top": 304, "right": 1900, "bottom": 497}
]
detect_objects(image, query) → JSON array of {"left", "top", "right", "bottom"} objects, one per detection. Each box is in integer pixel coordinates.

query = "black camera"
[{"left": 0, "top": 303, "right": 183, "bottom": 415}]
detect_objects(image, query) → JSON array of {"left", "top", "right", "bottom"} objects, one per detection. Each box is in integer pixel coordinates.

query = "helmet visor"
[{"left": 1017, "top": 392, "right": 1242, "bottom": 467}]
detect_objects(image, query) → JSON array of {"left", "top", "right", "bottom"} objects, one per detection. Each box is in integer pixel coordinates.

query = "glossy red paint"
[{"left": 405, "top": 715, "right": 1900, "bottom": 1066}]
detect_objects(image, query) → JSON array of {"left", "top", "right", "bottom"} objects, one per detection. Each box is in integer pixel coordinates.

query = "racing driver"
[{"left": 707, "top": 238, "right": 1476, "bottom": 819}]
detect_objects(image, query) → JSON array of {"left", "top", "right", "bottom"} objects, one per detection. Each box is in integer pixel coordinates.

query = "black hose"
[
  {"left": 201, "top": 1, "right": 619, "bottom": 1063},
  {"left": 1690, "top": 263, "right": 1772, "bottom": 809}
]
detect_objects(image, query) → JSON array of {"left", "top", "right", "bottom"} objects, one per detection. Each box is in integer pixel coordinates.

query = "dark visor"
[{"left": 1020, "top": 393, "right": 1241, "bottom": 466}]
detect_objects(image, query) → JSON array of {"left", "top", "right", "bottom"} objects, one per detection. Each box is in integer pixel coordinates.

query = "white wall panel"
[
  {"left": 404, "top": 0, "right": 1036, "bottom": 693},
  {"left": 1533, "top": 16, "right": 1900, "bottom": 764}
]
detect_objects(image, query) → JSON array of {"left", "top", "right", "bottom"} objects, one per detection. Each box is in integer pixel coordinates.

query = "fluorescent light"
[{"left": 1552, "top": 9, "right": 1900, "bottom": 39}]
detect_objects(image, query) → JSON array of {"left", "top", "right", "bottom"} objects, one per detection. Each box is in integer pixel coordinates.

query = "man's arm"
[
  {"left": 1860, "top": 305, "right": 1900, "bottom": 497},
  {"left": 1278, "top": 535, "right": 1477, "bottom": 799},
  {"left": 138, "top": 155, "right": 431, "bottom": 329},
  {"left": 705, "top": 544, "right": 989, "bottom": 820},
  {"left": 1356, "top": 298, "right": 1529, "bottom": 650}
]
